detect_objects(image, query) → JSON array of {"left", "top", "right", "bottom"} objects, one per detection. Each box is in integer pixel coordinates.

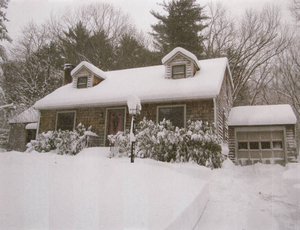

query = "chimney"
[{"left": 63, "top": 63, "right": 75, "bottom": 86}]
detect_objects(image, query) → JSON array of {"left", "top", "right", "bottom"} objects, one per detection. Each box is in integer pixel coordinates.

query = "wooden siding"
[
  {"left": 216, "top": 70, "right": 233, "bottom": 143},
  {"left": 38, "top": 99, "right": 214, "bottom": 147},
  {"left": 164, "top": 54, "right": 194, "bottom": 79},
  {"left": 72, "top": 68, "right": 93, "bottom": 88},
  {"left": 286, "top": 125, "right": 297, "bottom": 161},
  {"left": 228, "top": 126, "right": 235, "bottom": 161}
]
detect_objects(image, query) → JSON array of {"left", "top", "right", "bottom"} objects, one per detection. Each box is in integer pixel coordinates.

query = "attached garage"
[
  {"left": 228, "top": 104, "right": 297, "bottom": 166},
  {"left": 8, "top": 107, "right": 38, "bottom": 152}
]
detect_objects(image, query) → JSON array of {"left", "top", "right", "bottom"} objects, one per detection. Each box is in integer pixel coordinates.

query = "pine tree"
[
  {"left": 150, "top": 0, "right": 208, "bottom": 58},
  {"left": 115, "top": 34, "right": 160, "bottom": 69}
]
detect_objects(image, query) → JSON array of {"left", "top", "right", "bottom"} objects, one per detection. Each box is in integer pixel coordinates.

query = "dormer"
[
  {"left": 162, "top": 47, "right": 200, "bottom": 79},
  {"left": 70, "top": 61, "right": 107, "bottom": 89}
]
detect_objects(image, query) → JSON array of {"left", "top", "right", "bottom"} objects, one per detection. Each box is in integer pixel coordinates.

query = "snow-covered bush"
[
  {"left": 108, "top": 118, "right": 222, "bottom": 168},
  {"left": 107, "top": 130, "right": 131, "bottom": 157},
  {"left": 27, "top": 124, "right": 91, "bottom": 155}
]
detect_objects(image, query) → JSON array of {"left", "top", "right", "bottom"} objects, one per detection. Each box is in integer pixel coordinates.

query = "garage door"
[{"left": 236, "top": 130, "right": 285, "bottom": 165}]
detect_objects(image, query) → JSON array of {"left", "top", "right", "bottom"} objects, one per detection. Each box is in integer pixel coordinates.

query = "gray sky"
[{"left": 5, "top": 0, "right": 292, "bottom": 43}]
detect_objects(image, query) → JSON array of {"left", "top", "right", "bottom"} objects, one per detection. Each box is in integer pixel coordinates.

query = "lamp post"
[{"left": 127, "top": 95, "right": 141, "bottom": 163}]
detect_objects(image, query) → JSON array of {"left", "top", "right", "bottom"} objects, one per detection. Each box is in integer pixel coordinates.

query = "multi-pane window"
[
  {"left": 238, "top": 141, "right": 283, "bottom": 150},
  {"left": 172, "top": 65, "right": 186, "bottom": 79},
  {"left": 77, "top": 76, "right": 88, "bottom": 88},
  {"left": 56, "top": 111, "right": 76, "bottom": 131},
  {"left": 158, "top": 106, "right": 185, "bottom": 128}
]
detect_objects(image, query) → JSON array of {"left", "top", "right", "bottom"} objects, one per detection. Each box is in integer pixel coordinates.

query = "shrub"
[
  {"left": 108, "top": 118, "right": 222, "bottom": 169},
  {"left": 27, "top": 124, "right": 91, "bottom": 155}
]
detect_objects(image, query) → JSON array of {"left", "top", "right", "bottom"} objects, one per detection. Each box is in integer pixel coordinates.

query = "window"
[
  {"left": 56, "top": 111, "right": 76, "bottom": 131},
  {"left": 261, "top": 142, "right": 271, "bottom": 149},
  {"left": 238, "top": 142, "right": 248, "bottom": 150},
  {"left": 77, "top": 76, "right": 88, "bottom": 88},
  {"left": 273, "top": 141, "right": 283, "bottom": 149},
  {"left": 172, "top": 65, "right": 186, "bottom": 79},
  {"left": 249, "top": 142, "right": 259, "bottom": 150},
  {"left": 158, "top": 106, "right": 185, "bottom": 128}
]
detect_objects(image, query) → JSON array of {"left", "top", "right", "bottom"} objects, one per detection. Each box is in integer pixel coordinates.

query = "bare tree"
[
  {"left": 49, "top": 3, "right": 134, "bottom": 46},
  {"left": 275, "top": 40, "right": 300, "bottom": 117},
  {"left": 1, "top": 22, "right": 63, "bottom": 110},
  {"left": 204, "top": 4, "right": 291, "bottom": 103},
  {"left": 290, "top": 0, "right": 300, "bottom": 23},
  {"left": 203, "top": 2, "right": 235, "bottom": 58}
]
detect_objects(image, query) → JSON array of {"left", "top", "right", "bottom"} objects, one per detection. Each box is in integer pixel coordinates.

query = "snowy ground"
[{"left": 0, "top": 147, "right": 299, "bottom": 230}]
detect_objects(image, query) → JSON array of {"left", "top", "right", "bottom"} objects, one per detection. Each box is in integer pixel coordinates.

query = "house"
[
  {"left": 228, "top": 104, "right": 298, "bottom": 165},
  {"left": 8, "top": 107, "right": 38, "bottom": 151},
  {"left": 34, "top": 47, "right": 234, "bottom": 147}
]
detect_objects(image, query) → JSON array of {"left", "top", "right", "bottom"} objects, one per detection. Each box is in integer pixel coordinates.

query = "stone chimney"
[{"left": 63, "top": 63, "right": 74, "bottom": 86}]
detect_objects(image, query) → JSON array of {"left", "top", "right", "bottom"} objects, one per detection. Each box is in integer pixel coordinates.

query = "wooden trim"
[
  {"left": 213, "top": 98, "right": 217, "bottom": 130},
  {"left": 171, "top": 64, "right": 186, "bottom": 79},
  {"left": 55, "top": 110, "right": 77, "bottom": 131},
  {"left": 36, "top": 110, "right": 41, "bottom": 137},
  {"left": 104, "top": 107, "right": 127, "bottom": 146},
  {"left": 284, "top": 126, "right": 288, "bottom": 164}
]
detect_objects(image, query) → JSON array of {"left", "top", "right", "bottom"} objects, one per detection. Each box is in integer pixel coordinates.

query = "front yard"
[{"left": 0, "top": 147, "right": 299, "bottom": 230}]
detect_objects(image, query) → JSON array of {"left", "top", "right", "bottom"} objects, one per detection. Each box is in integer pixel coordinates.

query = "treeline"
[{"left": 0, "top": 0, "right": 299, "bottom": 125}]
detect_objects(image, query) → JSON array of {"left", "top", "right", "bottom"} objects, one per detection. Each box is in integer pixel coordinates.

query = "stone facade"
[{"left": 39, "top": 99, "right": 215, "bottom": 147}]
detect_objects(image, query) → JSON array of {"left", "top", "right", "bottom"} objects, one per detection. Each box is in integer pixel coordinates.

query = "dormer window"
[
  {"left": 162, "top": 48, "right": 200, "bottom": 79},
  {"left": 71, "top": 61, "right": 107, "bottom": 89},
  {"left": 77, "top": 76, "right": 88, "bottom": 88},
  {"left": 172, "top": 65, "right": 186, "bottom": 79}
]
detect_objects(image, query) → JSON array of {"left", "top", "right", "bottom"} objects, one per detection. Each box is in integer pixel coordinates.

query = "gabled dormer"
[
  {"left": 162, "top": 47, "right": 200, "bottom": 79},
  {"left": 71, "top": 61, "right": 107, "bottom": 89}
]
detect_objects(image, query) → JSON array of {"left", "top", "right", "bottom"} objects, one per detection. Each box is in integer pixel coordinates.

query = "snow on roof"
[
  {"left": 25, "top": 123, "right": 38, "bottom": 130},
  {"left": 162, "top": 47, "right": 199, "bottom": 69},
  {"left": 228, "top": 104, "right": 297, "bottom": 126},
  {"left": 70, "top": 61, "right": 107, "bottom": 79},
  {"left": 34, "top": 57, "right": 229, "bottom": 110},
  {"left": 8, "top": 107, "right": 38, "bottom": 124}
]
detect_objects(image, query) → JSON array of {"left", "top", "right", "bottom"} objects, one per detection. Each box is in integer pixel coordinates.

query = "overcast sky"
[{"left": 5, "top": 0, "right": 292, "bottom": 44}]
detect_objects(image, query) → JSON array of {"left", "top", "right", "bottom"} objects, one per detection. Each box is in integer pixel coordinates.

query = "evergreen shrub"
[
  {"left": 27, "top": 124, "right": 91, "bottom": 155},
  {"left": 108, "top": 118, "right": 222, "bottom": 168}
]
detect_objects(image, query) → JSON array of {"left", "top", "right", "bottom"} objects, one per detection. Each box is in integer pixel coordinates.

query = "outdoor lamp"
[
  {"left": 127, "top": 95, "right": 142, "bottom": 163},
  {"left": 127, "top": 94, "right": 141, "bottom": 115}
]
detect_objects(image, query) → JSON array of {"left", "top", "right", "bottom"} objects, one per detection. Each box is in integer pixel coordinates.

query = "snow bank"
[
  {"left": 228, "top": 104, "right": 297, "bottom": 126},
  {"left": 196, "top": 162, "right": 300, "bottom": 230},
  {"left": 0, "top": 148, "right": 208, "bottom": 230}
]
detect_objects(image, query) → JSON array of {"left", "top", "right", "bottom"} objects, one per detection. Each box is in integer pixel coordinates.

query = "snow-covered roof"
[
  {"left": 8, "top": 107, "right": 38, "bottom": 124},
  {"left": 71, "top": 61, "right": 107, "bottom": 79},
  {"left": 34, "top": 57, "right": 229, "bottom": 110},
  {"left": 162, "top": 47, "right": 200, "bottom": 69},
  {"left": 25, "top": 123, "right": 38, "bottom": 130},
  {"left": 228, "top": 104, "right": 297, "bottom": 126}
]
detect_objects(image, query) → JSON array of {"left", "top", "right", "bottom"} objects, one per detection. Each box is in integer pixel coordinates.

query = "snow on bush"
[
  {"left": 108, "top": 118, "right": 222, "bottom": 168},
  {"left": 27, "top": 124, "right": 91, "bottom": 155}
]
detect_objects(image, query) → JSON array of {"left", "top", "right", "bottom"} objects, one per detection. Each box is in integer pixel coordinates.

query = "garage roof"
[{"left": 228, "top": 104, "right": 297, "bottom": 126}]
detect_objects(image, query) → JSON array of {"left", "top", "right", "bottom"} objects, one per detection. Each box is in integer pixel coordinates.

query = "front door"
[{"left": 107, "top": 109, "right": 125, "bottom": 146}]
